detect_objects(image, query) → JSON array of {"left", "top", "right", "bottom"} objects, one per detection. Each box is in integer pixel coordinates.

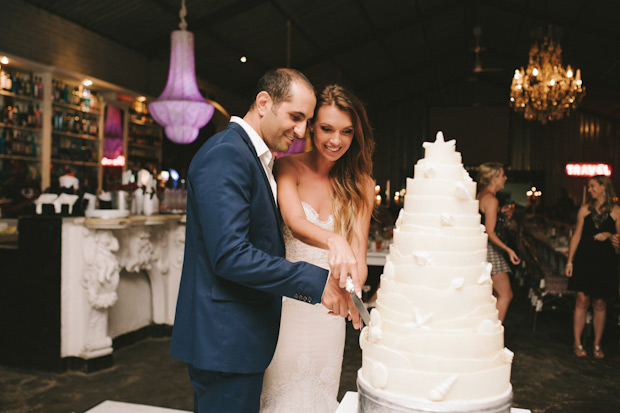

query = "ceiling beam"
[
  {"left": 267, "top": 0, "right": 357, "bottom": 88},
  {"left": 487, "top": 0, "right": 619, "bottom": 42},
  {"left": 368, "top": 73, "right": 475, "bottom": 108},
  {"left": 506, "top": 0, "right": 532, "bottom": 75},
  {"left": 291, "top": 0, "right": 464, "bottom": 76},
  {"left": 413, "top": 0, "right": 443, "bottom": 87},
  {"left": 354, "top": 0, "right": 400, "bottom": 70}
]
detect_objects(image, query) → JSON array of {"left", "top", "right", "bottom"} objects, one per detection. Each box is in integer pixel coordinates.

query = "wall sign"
[
  {"left": 101, "top": 155, "right": 126, "bottom": 167},
  {"left": 565, "top": 163, "right": 612, "bottom": 177}
]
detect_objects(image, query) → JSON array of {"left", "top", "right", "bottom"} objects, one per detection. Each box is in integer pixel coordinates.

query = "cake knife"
[{"left": 346, "top": 277, "right": 371, "bottom": 326}]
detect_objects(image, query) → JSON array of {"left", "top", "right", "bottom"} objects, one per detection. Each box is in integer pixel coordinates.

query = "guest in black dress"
[{"left": 566, "top": 175, "right": 620, "bottom": 359}]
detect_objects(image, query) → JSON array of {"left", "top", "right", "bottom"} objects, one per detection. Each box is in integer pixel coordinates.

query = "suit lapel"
[{"left": 228, "top": 122, "right": 285, "bottom": 246}]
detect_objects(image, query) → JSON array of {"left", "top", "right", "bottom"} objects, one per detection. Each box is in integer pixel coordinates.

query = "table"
[
  {"left": 86, "top": 400, "right": 190, "bottom": 413},
  {"left": 366, "top": 250, "right": 387, "bottom": 266},
  {"left": 523, "top": 224, "right": 569, "bottom": 275}
]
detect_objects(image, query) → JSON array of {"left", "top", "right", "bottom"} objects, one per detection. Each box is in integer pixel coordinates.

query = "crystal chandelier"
[
  {"left": 149, "top": 0, "right": 214, "bottom": 144},
  {"left": 509, "top": 27, "right": 585, "bottom": 124}
]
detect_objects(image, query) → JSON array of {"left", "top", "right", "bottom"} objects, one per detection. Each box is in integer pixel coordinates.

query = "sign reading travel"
[
  {"left": 101, "top": 155, "right": 126, "bottom": 167},
  {"left": 565, "top": 163, "right": 612, "bottom": 177}
]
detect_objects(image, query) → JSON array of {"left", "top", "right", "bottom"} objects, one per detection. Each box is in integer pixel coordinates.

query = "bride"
[{"left": 260, "top": 84, "right": 375, "bottom": 412}]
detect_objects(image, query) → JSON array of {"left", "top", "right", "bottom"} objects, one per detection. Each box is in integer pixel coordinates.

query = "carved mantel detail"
[
  {"left": 82, "top": 230, "right": 121, "bottom": 354},
  {"left": 117, "top": 227, "right": 154, "bottom": 273},
  {"left": 61, "top": 216, "right": 186, "bottom": 365}
]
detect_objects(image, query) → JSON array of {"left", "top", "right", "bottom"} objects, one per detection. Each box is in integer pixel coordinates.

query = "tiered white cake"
[{"left": 358, "top": 132, "right": 513, "bottom": 412}]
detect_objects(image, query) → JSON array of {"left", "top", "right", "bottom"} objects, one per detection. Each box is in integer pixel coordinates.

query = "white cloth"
[
  {"left": 230, "top": 116, "right": 277, "bottom": 204},
  {"left": 260, "top": 202, "right": 346, "bottom": 413}
]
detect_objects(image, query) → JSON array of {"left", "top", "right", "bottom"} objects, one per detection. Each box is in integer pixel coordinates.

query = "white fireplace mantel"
[{"left": 59, "top": 215, "right": 186, "bottom": 361}]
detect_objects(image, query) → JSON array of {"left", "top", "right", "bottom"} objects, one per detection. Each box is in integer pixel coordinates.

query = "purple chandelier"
[{"left": 149, "top": 0, "right": 214, "bottom": 144}]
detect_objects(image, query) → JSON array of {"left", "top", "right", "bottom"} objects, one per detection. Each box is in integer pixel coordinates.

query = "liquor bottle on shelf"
[
  {"left": 23, "top": 72, "right": 31, "bottom": 98},
  {"left": 0, "top": 66, "right": 10, "bottom": 91},
  {"left": 0, "top": 128, "right": 6, "bottom": 155},
  {"left": 62, "top": 83, "right": 70, "bottom": 104},
  {"left": 5, "top": 105, "right": 14, "bottom": 123},
  {"left": 31, "top": 134, "right": 38, "bottom": 157},
  {"left": 34, "top": 104, "right": 41, "bottom": 128},
  {"left": 52, "top": 80, "right": 61, "bottom": 102},
  {"left": 11, "top": 72, "right": 21, "bottom": 95},
  {"left": 37, "top": 77, "right": 43, "bottom": 99},
  {"left": 33, "top": 76, "right": 40, "bottom": 99},
  {"left": 13, "top": 103, "right": 22, "bottom": 126},
  {"left": 2, "top": 69, "right": 12, "bottom": 92}
]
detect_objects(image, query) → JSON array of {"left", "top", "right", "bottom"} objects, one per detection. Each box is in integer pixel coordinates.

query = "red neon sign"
[
  {"left": 101, "top": 155, "right": 126, "bottom": 167},
  {"left": 565, "top": 163, "right": 612, "bottom": 177}
]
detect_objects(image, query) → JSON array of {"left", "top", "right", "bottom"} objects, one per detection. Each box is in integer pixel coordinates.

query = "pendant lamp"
[{"left": 149, "top": 0, "right": 214, "bottom": 144}]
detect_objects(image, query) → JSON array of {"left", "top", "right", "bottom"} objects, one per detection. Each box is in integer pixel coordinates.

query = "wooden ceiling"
[{"left": 20, "top": 0, "right": 620, "bottom": 119}]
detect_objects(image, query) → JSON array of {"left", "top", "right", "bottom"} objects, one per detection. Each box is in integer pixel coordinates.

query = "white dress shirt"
[
  {"left": 230, "top": 116, "right": 277, "bottom": 205},
  {"left": 230, "top": 118, "right": 333, "bottom": 297}
]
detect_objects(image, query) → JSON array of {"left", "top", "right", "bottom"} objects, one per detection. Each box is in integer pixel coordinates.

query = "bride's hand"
[
  {"left": 594, "top": 232, "right": 611, "bottom": 242},
  {"left": 327, "top": 234, "right": 360, "bottom": 295}
]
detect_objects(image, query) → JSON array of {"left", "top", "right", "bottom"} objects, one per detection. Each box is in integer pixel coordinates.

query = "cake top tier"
[{"left": 422, "top": 131, "right": 461, "bottom": 163}]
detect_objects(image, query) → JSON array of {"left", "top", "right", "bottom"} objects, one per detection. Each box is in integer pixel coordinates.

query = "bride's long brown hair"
[{"left": 313, "top": 85, "right": 375, "bottom": 243}]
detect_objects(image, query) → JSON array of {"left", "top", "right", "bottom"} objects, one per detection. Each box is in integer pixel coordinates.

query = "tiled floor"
[{"left": 1, "top": 293, "right": 620, "bottom": 413}]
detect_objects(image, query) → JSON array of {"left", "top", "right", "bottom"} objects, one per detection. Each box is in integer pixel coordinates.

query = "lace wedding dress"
[{"left": 260, "top": 202, "right": 346, "bottom": 412}]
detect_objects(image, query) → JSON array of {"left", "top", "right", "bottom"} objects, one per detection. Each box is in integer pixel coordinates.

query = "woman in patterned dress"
[
  {"left": 476, "top": 163, "right": 521, "bottom": 323},
  {"left": 565, "top": 175, "right": 620, "bottom": 359}
]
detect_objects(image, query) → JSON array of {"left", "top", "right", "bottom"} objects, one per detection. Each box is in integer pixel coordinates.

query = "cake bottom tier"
[
  {"left": 360, "top": 359, "right": 512, "bottom": 404},
  {"left": 357, "top": 370, "right": 512, "bottom": 413}
]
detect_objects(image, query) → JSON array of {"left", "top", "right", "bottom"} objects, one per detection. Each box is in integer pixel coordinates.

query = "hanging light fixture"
[
  {"left": 149, "top": 0, "right": 214, "bottom": 144},
  {"left": 509, "top": 26, "right": 585, "bottom": 124}
]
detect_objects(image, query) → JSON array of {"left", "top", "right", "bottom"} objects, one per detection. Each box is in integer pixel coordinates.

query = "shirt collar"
[{"left": 230, "top": 116, "right": 273, "bottom": 168}]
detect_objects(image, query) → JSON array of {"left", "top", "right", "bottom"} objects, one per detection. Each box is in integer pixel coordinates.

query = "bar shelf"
[{"left": 52, "top": 101, "right": 100, "bottom": 115}]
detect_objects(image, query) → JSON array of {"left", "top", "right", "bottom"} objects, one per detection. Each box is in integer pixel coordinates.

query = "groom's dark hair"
[{"left": 250, "top": 68, "right": 314, "bottom": 110}]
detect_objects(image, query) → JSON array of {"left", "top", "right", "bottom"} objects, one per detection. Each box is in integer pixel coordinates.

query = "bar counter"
[
  {"left": 0, "top": 214, "right": 185, "bottom": 372},
  {"left": 1, "top": 214, "right": 393, "bottom": 373}
]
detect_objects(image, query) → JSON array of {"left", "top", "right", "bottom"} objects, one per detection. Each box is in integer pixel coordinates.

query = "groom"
[{"left": 170, "top": 68, "right": 359, "bottom": 412}]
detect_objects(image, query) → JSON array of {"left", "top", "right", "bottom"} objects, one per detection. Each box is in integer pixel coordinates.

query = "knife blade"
[
  {"left": 350, "top": 291, "right": 371, "bottom": 326},
  {"left": 346, "top": 276, "right": 371, "bottom": 326}
]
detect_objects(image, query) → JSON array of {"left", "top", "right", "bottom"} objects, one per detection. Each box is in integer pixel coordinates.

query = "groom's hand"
[
  {"left": 321, "top": 275, "right": 350, "bottom": 318},
  {"left": 321, "top": 276, "right": 362, "bottom": 330}
]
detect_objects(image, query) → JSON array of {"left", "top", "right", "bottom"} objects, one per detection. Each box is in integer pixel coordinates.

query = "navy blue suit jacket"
[{"left": 170, "top": 122, "right": 329, "bottom": 373}]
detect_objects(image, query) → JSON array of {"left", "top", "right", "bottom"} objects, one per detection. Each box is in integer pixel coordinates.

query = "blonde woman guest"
[
  {"left": 260, "top": 85, "right": 375, "bottom": 412},
  {"left": 565, "top": 175, "right": 620, "bottom": 359},
  {"left": 476, "top": 163, "right": 520, "bottom": 323}
]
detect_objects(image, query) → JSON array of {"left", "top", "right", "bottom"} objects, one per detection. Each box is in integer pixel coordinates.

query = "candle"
[{"left": 582, "top": 185, "right": 586, "bottom": 205}]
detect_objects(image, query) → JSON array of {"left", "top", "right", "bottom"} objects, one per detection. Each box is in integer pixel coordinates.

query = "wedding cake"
[{"left": 357, "top": 132, "right": 513, "bottom": 412}]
